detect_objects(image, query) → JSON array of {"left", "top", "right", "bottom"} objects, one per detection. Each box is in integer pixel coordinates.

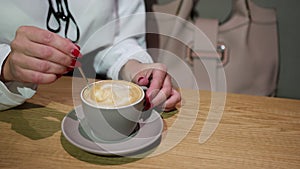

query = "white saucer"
[{"left": 61, "top": 106, "right": 163, "bottom": 156}]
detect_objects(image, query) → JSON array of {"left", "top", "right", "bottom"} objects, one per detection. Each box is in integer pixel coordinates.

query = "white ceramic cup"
[{"left": 80, "top": 80, "right": 145, "bottom": 142}]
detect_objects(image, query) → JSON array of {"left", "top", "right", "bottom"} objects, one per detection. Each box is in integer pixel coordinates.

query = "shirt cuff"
[
  {"left": 0, "top": 44, "right": 11, "bottom": 80},
  {"left": 0, "top": 81, "right": 37, "bottom": 111},
  {"left": 107, "top": 40, "right": 153, "bottom": 80}
]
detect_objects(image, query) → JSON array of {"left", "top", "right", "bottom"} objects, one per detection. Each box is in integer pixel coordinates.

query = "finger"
[
  {"left": 150, "top": 74, "right": 172, "bottom": 107},
  {"left": 161, "top": 89, "right": 181, "bottom": 112},
  {"left": 21, "top": 42, "right": 77, "bottom": 68},
  {"left": 10, "top": 53, "right": 70, "bottom": 75},
  {"left": 17, "top": 26, "right": 80, "bottom": 57},
  {"left": 11, "top": 66, "right": 58, "bottom": 84},
  {"left": 146, "top": 68, "right": 167, "bottom": 100}
]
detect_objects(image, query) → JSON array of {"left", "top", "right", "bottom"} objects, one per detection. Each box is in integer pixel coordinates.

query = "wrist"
[
  {"left": 1, "top": 57, "right": 12, "bottom": 82},
  {"left": 120, "top": 60, "right": 142, "bottom": 81}
]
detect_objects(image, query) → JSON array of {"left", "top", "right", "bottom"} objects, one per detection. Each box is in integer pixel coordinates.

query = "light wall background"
[{"left": 158, "top": 0, "right": 300, "bottom": 99}]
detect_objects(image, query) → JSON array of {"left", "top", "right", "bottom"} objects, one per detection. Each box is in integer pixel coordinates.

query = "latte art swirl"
[{"left": 84, "top": 80, "right": 143, "bottom": 108}]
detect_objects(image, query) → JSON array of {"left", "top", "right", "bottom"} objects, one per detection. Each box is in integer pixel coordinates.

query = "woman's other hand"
[
  {"left": 2, "top": 26, "right": 82, "bottom": 84},
  {"left": 121, "top": 60, "right": 181, "bottom": 112}
]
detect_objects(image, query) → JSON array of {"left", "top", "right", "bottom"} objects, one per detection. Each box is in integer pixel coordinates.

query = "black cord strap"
[{"left": 47, "top": 0, "right": 80, "bottom": 43}]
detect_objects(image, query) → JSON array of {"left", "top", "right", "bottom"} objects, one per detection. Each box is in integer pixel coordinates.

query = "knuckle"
[
  {"left": 16, "top": 26, "right": 28, "bottom": 34},
  {"left": 31, "top": 73, "right": 43, "bottom": 84},
  {"left": 9, "top": 54, "right": 18, "bottom": 63},
  {"left": 39, "top": 46, "right": 53, "bottom": 58},
  {"left": 38, "top": 60, "right": 51, "bottom": 73},
  {"left": 41, "top": 31, "right": 54, "bottom": 44},
  {"left": 12, "top": 26, "right": 31, "bottom": 51},
  {"left": 10, "top": 38, "right": 22, "bottom": 50},
  {"left": 15, "top": 26, "right": 29, "bottom": 40},
  {"left": 155, "top": 63, "right": 167, "bottom": 72}
]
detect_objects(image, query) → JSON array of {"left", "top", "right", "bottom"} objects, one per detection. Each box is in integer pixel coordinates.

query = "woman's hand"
[
  {"left": 121, "top": 60, "right": 181, "bottom": 112},
  {"left": 2, "top": 26, "right": 81, "bottom": 84}
]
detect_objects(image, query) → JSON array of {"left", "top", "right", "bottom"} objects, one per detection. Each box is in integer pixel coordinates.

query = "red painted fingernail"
[
  {"left": 56, "top": 74, "right": 62, "bottom": 79},
  {"left": 70, "top": 59, "right": 76, "bottom": 67},
  {"left": 144, "top": 102, "right": 151, "bottom": 111},
  {"left": 143, "top": 95, "right": 152, "bottom": 111},
  {"left": 67, "top": 67, "right": 74, "bottom": 72},
  {"left": 71, "top": 48, "right": 82, "bottom": 58}
]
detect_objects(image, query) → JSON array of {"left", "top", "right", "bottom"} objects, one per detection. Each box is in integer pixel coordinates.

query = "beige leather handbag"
[{"left": 148, "top": 0, "right": 279, "bottom": 96}]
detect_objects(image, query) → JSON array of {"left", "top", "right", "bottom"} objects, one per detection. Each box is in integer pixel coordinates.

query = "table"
[{"left": 0, "top": 76, "right": 299, "bottom": 169}]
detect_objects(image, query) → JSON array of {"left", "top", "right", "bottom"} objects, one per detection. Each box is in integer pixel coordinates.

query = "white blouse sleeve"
[
  {"left": 0, "top": 44, "right": 37, "bottom": 111},
  {"left": 93, "top": 0, "right": 153, "bottom": 80}
]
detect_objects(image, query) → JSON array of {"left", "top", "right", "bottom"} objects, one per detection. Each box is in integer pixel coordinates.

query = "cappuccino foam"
[{"left": 84, "top": 81, "right": 143, "bottom": 108}]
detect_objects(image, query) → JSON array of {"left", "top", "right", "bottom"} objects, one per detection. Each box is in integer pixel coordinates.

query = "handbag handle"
[
  {"left": 152, "top": 0, "right": 196, "bottom": 19},
  {"left": 232, "top": 0, "right": 251, "bottom": 19}
]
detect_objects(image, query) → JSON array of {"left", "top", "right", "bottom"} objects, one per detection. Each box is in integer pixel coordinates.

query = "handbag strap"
[
  {"left": 231, "top": 0, "right": 277, "bottom": 22},
  {"left": 152, "top": 0, "right": 194, "bottom": 19},
  {"left": 220, "top": 0, "right": 277, "bottom": 31}
]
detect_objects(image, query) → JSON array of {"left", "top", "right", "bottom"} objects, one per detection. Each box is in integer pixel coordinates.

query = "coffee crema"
[{"left": 83, "top": 80, "right": 143, "bottom": 108}]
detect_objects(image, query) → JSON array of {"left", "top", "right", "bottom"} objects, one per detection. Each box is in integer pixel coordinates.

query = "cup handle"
[{"left": 139, "top": 86, "right": 152, "bottom": 121}]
